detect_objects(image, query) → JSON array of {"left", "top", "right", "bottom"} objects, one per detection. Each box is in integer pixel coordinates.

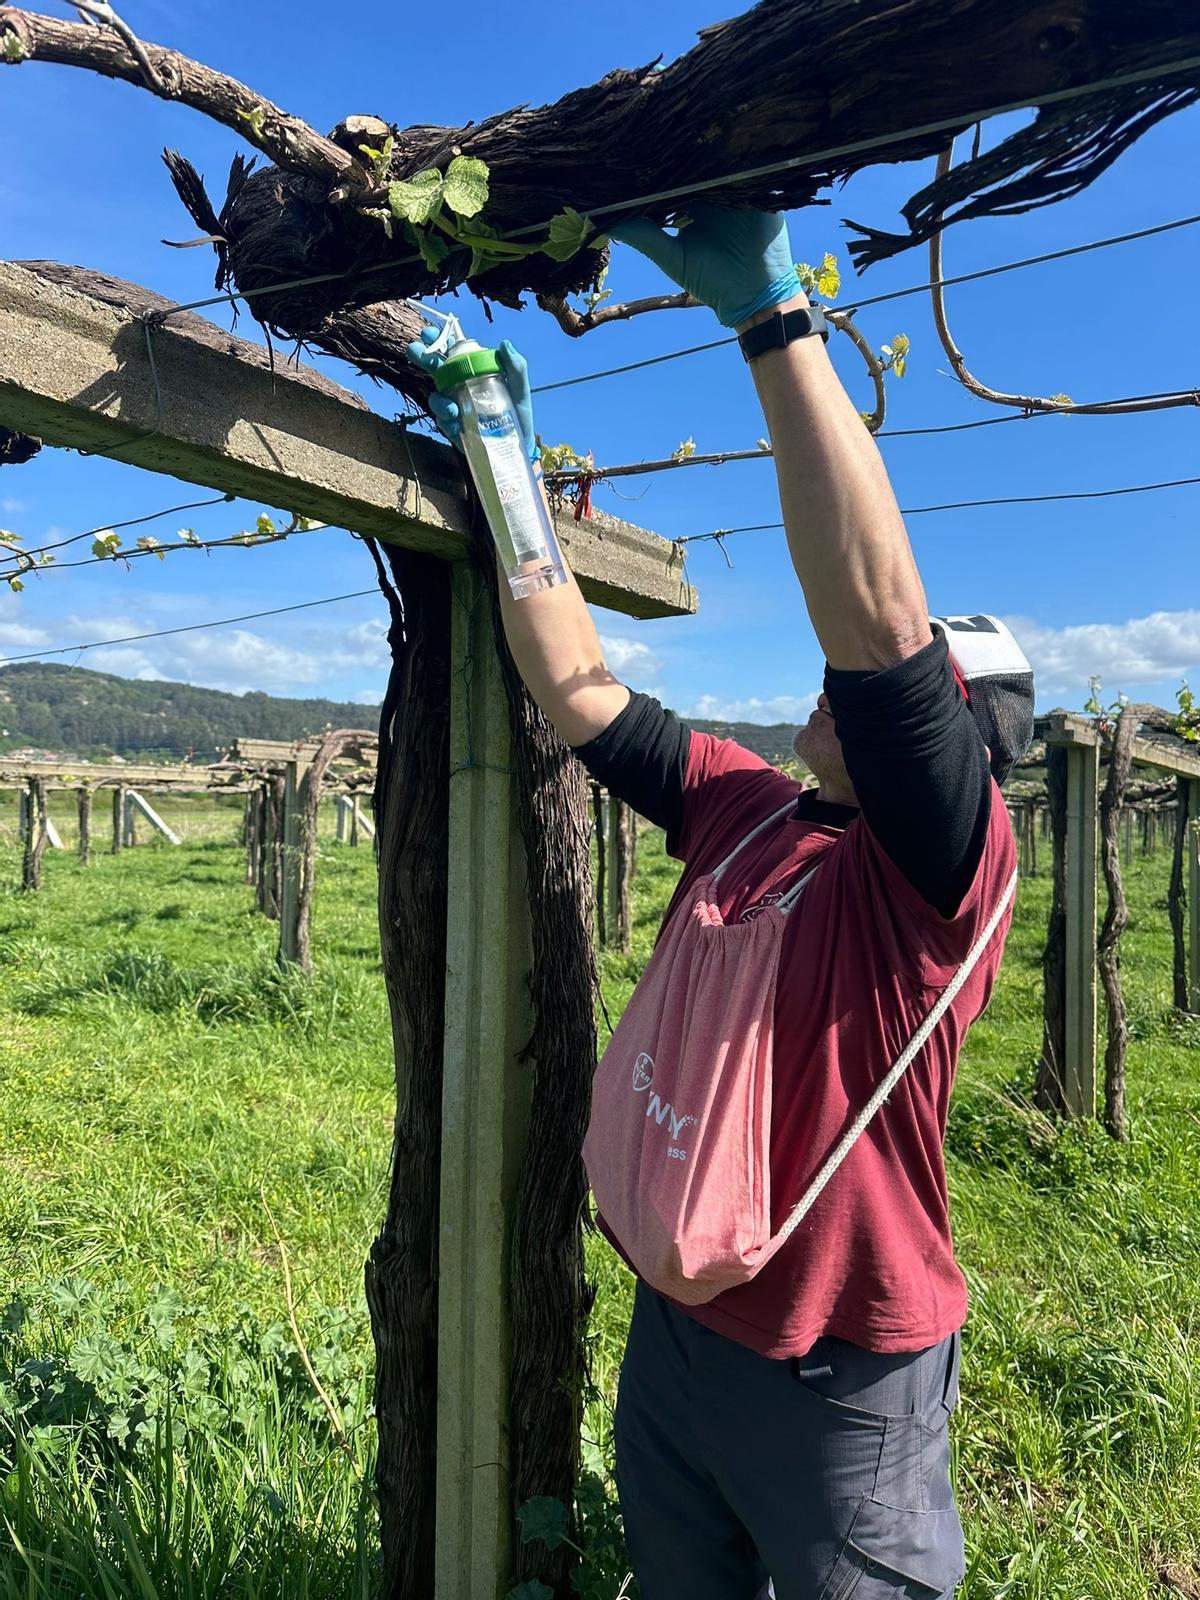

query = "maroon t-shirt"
[{"left": 609, "top": 729, "right": 1016, "bottom": 1358}]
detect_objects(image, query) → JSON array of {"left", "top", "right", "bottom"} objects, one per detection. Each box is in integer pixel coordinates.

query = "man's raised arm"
[{"left": 610, "top": 208, "right": 933, "bottom": 671}]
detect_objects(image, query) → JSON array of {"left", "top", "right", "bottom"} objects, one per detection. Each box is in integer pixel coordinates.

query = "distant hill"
[
  {"left": 681, "top": 720, "right": 798, "bottom": 766},
  {"left": 0, "top": 663, "right": 802, "bottom": 767},
  {"left": 0, "top": 664, "right": 380, "bottom": 762}
]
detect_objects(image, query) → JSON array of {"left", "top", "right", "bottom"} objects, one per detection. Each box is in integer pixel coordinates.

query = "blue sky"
[{"left": 1, "top": 0, "right": 1197, "bottom": 737}]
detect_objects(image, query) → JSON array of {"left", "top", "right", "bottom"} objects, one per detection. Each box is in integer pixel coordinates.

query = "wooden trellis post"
[
  {"left": 244, "top": 788, "right": 260, "bottom": 884},
  {"left": 122, "top": 789, "right": 138, "bottom": 848},
  {"left": 275, "top": 758, "right": 303, "bottom": 965},
  {"left": 77, "top": 786, "right": 92, "bottom": 865},
  {"left": 1041, "top": 714, "right": 1200, "bottom": 1115},
  {"left": 607, "top": 795, "right": 635, "bottom": 954},
  {"left": 1063, "top": 739, "right": 1100, "bottom": 1117},
  {"left": 20, "top": 777, "right": 48, "bottom": 892},
  {"left": 111, "top": 784, "right": 126, "bottom": 855},
  {"left": 591, "top": 781, "right": 607, "bottom": 947}
]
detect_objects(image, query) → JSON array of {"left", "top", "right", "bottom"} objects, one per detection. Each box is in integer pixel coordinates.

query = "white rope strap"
[
  {"left": 710, "top": 799, "right": 798, "bottom": 885},
  {"left": 775, "top": 866, "right": 1019, "bottom": 1246}
]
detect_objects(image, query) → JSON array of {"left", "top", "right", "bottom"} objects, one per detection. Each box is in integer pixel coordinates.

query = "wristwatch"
[{"left": 738, "top": 303, "right": 829, "bottom": 363}]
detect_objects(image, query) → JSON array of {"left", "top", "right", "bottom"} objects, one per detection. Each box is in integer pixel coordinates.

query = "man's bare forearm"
[
  {"left": 495, "top": 557, "right": 630, "bottom": 748},
  {"left": 742, "top": 293, "right": 932, "bottom": 672}
]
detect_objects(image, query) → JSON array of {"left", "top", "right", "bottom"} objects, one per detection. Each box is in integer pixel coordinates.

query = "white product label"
[{"left": 478, "top": 413, "right": 548, "bottom": 564}]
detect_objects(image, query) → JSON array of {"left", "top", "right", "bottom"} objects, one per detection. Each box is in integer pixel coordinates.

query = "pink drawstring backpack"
[{"left": 583, "top": 801, "right": 1017, "bottom": 1306}]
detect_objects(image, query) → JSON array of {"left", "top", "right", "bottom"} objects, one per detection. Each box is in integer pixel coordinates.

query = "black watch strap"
[{"left": 738, "top": 303, "right": 829, "bottom": 362}]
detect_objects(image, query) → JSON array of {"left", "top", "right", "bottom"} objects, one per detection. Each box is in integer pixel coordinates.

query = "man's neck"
[{"left": 813, "top": 778, "right": 859, "bottom": 809}]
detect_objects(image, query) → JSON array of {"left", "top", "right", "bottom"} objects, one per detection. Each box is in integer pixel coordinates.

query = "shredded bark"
[{"left": 363, "top": 540, "right": 450, "bottom": 1600}]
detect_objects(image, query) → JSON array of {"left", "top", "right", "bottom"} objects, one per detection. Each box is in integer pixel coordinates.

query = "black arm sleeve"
[
  {"left": 571, "top": 692, "right": 689, "bottom": 839},
  {"left": 824, "top": 632, "right": 991, "bottom": 916}
]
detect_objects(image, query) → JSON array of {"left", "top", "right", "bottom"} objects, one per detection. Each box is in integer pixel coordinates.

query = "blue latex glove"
[
  {"left": 608, "top": 204, "right": 801, "bottom": 329},
  {"left": 406, "top": 328, "right": 539, "bottom": 463}
]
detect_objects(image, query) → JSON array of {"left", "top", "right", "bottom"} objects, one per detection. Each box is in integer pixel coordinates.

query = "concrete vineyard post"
[{"left": 436, "top": 559, "right": 534, "bottom": 1600}]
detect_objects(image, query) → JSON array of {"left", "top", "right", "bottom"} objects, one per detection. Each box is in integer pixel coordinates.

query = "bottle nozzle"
[{"left": 405, "top": 298, "right": 466, "bottom": 360}]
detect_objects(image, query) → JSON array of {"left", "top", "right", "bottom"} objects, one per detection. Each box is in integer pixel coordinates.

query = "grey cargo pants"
[{"left": 614, "top": 1282, "right": 965, "bottom": 1599}]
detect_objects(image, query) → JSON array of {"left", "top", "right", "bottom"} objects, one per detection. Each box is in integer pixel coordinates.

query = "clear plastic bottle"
[{"left": 434, "top": 340, "right": 568, "bottom": 600}]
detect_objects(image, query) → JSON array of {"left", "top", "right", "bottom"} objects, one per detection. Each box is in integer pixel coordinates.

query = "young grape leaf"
[
  {"left": 816, "top": 252, "right": 841, "bottom": 300},
  {"left": 238, "top": 105, "right": 267, "bottom": 142},
  {"left": 542, "top": 207, "right": 595, "bottom": 262},
  {"left": 357, "top": 134, "right": 394, "bottom": 179},
  {"left": 4, "top": 576, "right": 20, "bottom": 592},
  {"left": 516, "top": 1496, "right": 570, "bottom": 1549},
  {"left": 796, "top": 252, "right": 841, "bottom": 301},
  {"left": 360, "top": 206, "right": 394, "bottom": 240},
  {"left": 412, "top": 227, "right": 451, "bottom": 275},
  {"left": 442, "top": 155, "right": 490, "bottom": 219},
  {"left": 388, "top": 170, "right": 444, "bottom": 226}
]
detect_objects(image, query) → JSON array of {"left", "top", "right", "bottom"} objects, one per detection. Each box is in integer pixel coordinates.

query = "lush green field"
[{"left": 1, "top": 797, "right": 1198, "bottom": 1598}]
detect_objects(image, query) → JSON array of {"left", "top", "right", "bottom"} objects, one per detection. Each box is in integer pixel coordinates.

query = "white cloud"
[
  {"left": 0, "top": 621, "right": 50, "bottom": 651},
  {"left": 66, "top": 614, "right": 145, "bottom": 644},
  {"left": 0, "top": 499, "right": 28, "bottom": 515},
  {"left": 682, "top": 690, "right": 820, "bottom": 725},
  {"left": 1006, "top": 610, "right": 1200, "bottom": 697},
  {"left": 349, "top": 688, "right": 384, "bottom": 705},
  {"left": 167, "top": 630, "right": 324, "bottom": 693},
  {"left": 87, "top": 646, "right": 163, "bottom": 680},
  {"left": 328, "top": 619, "right": 390, "bottom": 670},
  {"left": 599, "top": 635, "right": 663, "bottom": 681}
]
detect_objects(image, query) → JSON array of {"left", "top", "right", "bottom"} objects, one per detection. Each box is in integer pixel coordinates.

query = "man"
[{"left": 412, "top": 208, "right": 1032, "bottom": 1598}]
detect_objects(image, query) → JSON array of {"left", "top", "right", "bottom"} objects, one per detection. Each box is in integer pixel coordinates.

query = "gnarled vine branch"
[
  {"left": 0, "top": 6, "right": 367, "bottom": 193},
  {"left": 537, "top": 288, "right": 700, "bottom": 335},
  {"left": 542, "top": 305, "right": 888, "bottom": 490},
  {"left": 929, "top": 143, "right": 1200, "bottom": 416}
]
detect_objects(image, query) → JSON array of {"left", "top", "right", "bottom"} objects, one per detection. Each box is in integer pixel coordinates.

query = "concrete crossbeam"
[{"left": 0, "top": 261, "right": 696, "bottom": 620}]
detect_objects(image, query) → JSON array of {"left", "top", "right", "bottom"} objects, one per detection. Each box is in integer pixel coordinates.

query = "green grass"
[{"left": 2, "top": 805, "right": 1199, "bottom": 1597}]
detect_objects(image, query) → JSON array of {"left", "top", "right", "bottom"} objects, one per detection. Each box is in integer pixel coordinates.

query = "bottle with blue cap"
[{"left": 429, "top": 327, "right": 568, "bottom": 600}]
